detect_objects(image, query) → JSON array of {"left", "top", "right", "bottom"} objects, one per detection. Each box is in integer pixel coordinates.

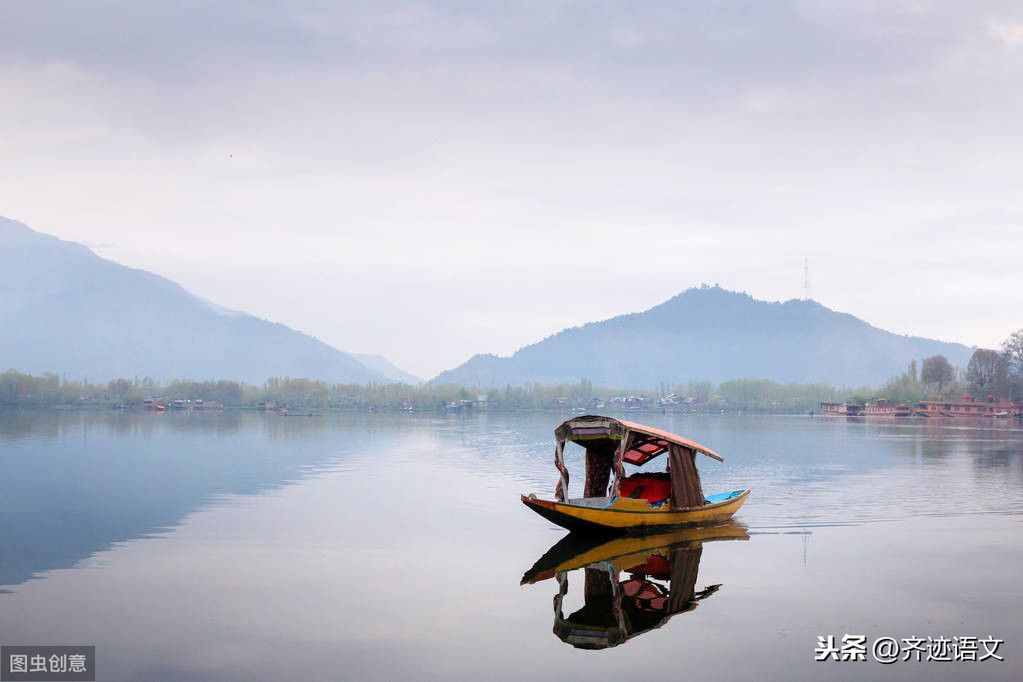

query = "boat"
[
  {"left": 914, "top": 396, "right": 1021, "bottom": 419},
  {"left": 819, "top": 401, "right": 866, "bottom": 416},
  {"left": 520, "top": 522, "right": 749, "bottom": 649},
  {"left": 819, "top": 401, "right": 849, "bottom": 416},
  {"left": 862, "top": 399, "right": 913, "bottom": 417},
  {"left": 521, "top": 415, "right": 749, "bottom": 533}
]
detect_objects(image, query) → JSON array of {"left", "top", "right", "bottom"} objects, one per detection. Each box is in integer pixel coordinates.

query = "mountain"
[
  {"left": 432, "top": 286, "right": 975, "bottom": 388},
  {"left": 0, "top": 216, "right": 391, "bottom": 385},
  {"left": 351, "top": 353, "right": 421, "bottom": 384}
]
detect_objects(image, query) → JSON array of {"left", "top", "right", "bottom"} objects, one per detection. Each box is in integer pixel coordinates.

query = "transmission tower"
[{"left": 802, "top": 257, "right": 812, "bottom": 301}]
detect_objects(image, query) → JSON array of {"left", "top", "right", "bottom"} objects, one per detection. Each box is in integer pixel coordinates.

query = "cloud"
[{"left": 2, "top": 2, "right": 1022, "bottom": 375}]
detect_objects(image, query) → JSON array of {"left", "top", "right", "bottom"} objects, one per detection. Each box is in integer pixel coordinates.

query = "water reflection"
[
  {"left": 1, "top": 412, "right": 1021, "bottom": 681},
  {"left": 0, "top": 411, "right": 372, "bottom": 589},
  {"left": 522, "top": 523, "right": 749, "bottom": 649}
]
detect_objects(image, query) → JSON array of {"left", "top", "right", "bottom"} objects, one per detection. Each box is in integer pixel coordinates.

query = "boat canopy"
[
  {"left": 555, "top": 416, "right": 723, "bottom": 464},
  {"left": 552, "top": 415, "right": 722, "bottom": 508}
]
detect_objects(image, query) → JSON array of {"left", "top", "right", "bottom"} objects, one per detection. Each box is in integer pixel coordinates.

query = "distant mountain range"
[
  {"left": 3, "top": 216, "right": 976, "bottom": 390},
  {"left": 0, "top": 216, "right": 415, "bottom": 385},
  {"left": 433, "top": 286, "right": 975, "bottom": 388}
]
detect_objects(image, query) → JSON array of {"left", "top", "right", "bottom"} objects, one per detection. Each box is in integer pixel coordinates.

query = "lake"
[{"left": 1, "top": 411, "right": 1021, "bottom": 681}]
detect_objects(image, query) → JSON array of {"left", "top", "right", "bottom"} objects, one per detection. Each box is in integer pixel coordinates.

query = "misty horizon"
[{"left": 1, "top": 215, "right": 990, "bottom": 386}]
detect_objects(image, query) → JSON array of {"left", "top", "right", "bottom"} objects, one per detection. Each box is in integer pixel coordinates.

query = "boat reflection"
[{"left": 521, "top": 523, "right": 749, "bottom": 649}]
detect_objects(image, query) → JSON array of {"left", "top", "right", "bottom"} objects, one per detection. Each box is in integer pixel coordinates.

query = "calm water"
[{"left": 1, "top": 411, "right": 1021, "bottom": 681}]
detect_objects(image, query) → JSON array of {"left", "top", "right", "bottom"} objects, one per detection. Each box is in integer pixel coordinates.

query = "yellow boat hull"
[
  {"left": 522, "top": 521, "right": 750, "bottom": 584},
  {"left": 521, "top": 489, "right": 750, "bottom": 533}
]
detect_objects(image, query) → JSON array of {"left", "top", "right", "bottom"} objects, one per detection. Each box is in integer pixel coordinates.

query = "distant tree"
[
  {"left": 688, "top": 381, "right": 713, "bottom": 404},
  {"left": 921, "top": 355, "right": 955, "bottom": 395},
  {"left": 107, "top": 378, "right": 133, "bottom": 400},
  {"left": 877, "top": 360, "right": 925, "bottom": 403},
  {"left": 1001, "top": 329, "right": 1023, "bottom": 400},
  {"left": 966, "top": 349, "right": 1008, "bottom": 399},
  {"left": 1003, "top": 330, "right": 1023, "bottom": 374}
]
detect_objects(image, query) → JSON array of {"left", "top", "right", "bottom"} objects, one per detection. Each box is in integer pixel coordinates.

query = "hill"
[
  {"left": 0, "top": 216, "right": 391, "bottom": 385},
  {"left": 432, "top": 286, "right": 974, "bottom": 388}
]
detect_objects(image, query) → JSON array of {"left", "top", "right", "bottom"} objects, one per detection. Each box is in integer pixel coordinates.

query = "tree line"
[
  {"left": 839, "top": 328, "right": 1023, "bottom": 405},
  {"left": 915, "top": 329, "right": 1023, "bottom": 401},
  {"left": 2, "top": 328, "right": 1021, "bottom": 412},
  {"left": 0, "top": 371, "right": 853, "bottom": 412}
]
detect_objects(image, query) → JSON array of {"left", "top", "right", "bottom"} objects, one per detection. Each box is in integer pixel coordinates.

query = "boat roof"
[{"left": 555, "top": 415, "right": 724, "bottom": 465}]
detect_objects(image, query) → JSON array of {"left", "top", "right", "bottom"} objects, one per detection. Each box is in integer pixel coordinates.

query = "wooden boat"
[
  {"left": 521, "top": 522, "right": 749, "bottom": 649},
  {"left": 521, "top": 415, "right": 749, "bottom": 533}
]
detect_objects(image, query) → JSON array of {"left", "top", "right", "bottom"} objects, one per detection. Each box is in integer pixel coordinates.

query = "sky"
[{"left": 3, "top": 1, "right": 1022, "bottom": 378}]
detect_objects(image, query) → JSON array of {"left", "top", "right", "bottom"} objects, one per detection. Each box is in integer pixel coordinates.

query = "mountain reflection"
[
  {"left": 522, "top": 523, "right": 748, "bottom": 649},
  {"left": 0, "top": 412, "right": 363, "bottom": 589}
]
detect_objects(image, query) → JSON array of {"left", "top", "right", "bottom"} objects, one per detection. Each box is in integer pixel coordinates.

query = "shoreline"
[{"left": 2, "top": 403, "right": 1021, "bottom": 423}]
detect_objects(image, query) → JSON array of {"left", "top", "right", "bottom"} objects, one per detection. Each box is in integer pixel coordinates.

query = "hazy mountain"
[
  {"left": 351, "top": 353, "right": 421, "bottom": 384},
  {"left": 0, "top": 216, "right": 389, "bottom": 384},
  {"left": 433, "top": 286, "right": 974, "bottom": 388}
]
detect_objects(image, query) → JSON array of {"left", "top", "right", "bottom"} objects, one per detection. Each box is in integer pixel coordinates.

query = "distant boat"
[
  {"left": 862, "top": 399, "right": 912, "bottom": 417},
  {"left": 143, "top": 398, "right": 167, "bottom": 412},
  {"left": 915, "top": 396, "right": 1020, "bottom": 419},
  {"left": 820, "top": 401, "right": 864, "bottom": 416},
  {"left": 521, "top": 415, "right": 749, "bottom": 533},
  {"left": 822, "top": 400, "right": 912, "bottom": 417}
]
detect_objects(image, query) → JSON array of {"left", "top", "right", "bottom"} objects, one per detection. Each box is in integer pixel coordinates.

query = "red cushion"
[
  {"left": 626, "top": 555, "right": 672, "bottom": 579},
  {"left": 619, "top": 474, "right": 671, "bottom": 503}
]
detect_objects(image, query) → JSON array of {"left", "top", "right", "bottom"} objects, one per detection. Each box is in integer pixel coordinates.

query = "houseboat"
[
  {"left": 914, "top": 396, "right": 1021, "bottom": 419},
  {"left": 820, "top": 401, "right": 845, "bottom": 416},
  {"left": 821, "top": 400, "right": 912, "bottom": 417},
  {"left": 820, "top": 402, "right": 864, "bottom": 416},
  {"left": 862, "top": 399, "right": 913, "bottom": 417}
]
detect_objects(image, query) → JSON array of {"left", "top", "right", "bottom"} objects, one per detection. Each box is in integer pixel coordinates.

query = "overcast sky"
[{"left": 3, "top": 2, "right": 1022, "bottom": 378}]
